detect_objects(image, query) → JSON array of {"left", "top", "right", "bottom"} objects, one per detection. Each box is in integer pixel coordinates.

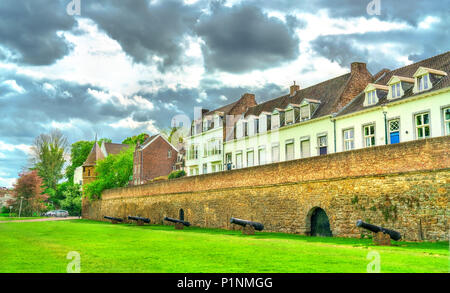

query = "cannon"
[
  {"left": 356, "top": 220, "right": 401, "bottom": 241},
  {"left": 164, "top": 216, "right": 191, "bottom": 227},
  {"left": 104, "top": 216, "right": 123, "bottom": 224},
  {"left": 128, "top": 216, "right": 150, "bottom": 225},
  {"left": 230, "top": 217, "right": 264, "bottom": 232}
]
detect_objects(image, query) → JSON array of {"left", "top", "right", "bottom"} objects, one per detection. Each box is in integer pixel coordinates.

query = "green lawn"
[
  {"left": 0, "top": 216, "right": 46, "bottom": 221},
  {"left": 0, "top": 219, "right": 448, "bottom": 273}
]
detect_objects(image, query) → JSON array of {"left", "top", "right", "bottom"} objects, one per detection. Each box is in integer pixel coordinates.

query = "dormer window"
[
  {"left": 259, "top": 113, "right": 270, "bottom": 132},
  {"left": 271, "top": 111, "right": 280, "bottom": 129},
  {"left": 417, "top": 74, "right": 429, "bottom": 91},
  {"left": 413, "top": 67, "right": 447, "bottom": 94},
  {"left": 367, "top": 90, "right": 377, "bottom": 105},
  {"left": 300, "top": 105, "right": 310, "bottom": 121},
  {"left": 285, "top": 108, "right": 294, "bottom": 125},
  {"left": 391, "top": 83, "right": 401, "bottom": 98}
]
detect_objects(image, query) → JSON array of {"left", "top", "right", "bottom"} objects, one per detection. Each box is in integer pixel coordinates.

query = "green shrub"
[
  {"left": 168, "top": 170, "right": 186, "bottom": 180},
  {"left": 1, "top": 206, "right": 10, "bottom": 213}
]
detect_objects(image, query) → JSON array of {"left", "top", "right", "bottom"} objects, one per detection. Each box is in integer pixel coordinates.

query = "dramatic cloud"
[
  {"left": 196, "top": 2, "right": 300, "bottom": 73},
  {"left": 83, "top": 0, "right": 202, "bottom": 71},
  {"left": 0, "top": 0, "right": 75, "bottom": 65}
]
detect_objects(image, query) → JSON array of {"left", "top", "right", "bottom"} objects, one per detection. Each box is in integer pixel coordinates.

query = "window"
[
  {"left": 300, "top": 139, "right": 310, "bottom": 158},
  {"left": 203, "top": 119, "right": 208, "bottom": 132},
  {"left": 343, "top": 129, "right": 355, "bottom": 151},
  {"left": 202, "top": 163, "right": 207, "bottom": 174},
  {"left": 444, "top": 108, "right": 450, "bottom": 135},
  {"left": 271, "top": 144, "right": 280, "bottom": 163},
  {"left": 259, "top": 115, "right": 267, "bottom": 132},
  {"left": 391, "top": 83, "right": 401, "bottom": 98},
  {"left": 271, "top": 114, "right": 280, "bottom": 129},
  {"left": 418, "top": 74, "right": 429, "bottom": 91},
  {"left": 285, "top": 140, "right": 295, "bottom": 161},
  {"left": 318, "top": 135, "right": 327, "bottom": 155},
  {"left": 236, "top": 120, "right": 244, "bottom": 138},
  {"left": 363, "top": 124, "right": 376, "bottom": 147},
  {"left": 415, "top": 112, "right": 430, "bottom": 139},
  {"left": 247, "top": 150, "right": 254, "bottom": 167},
  {"left": 366, "top": 90, "right": 377, "bottom": 105},
  {"left": 300, "top": 105, "right": 310, "bottom": 121},
  {"left": 258, "top": 147, "right": 266, "bottom": 165},
  {"left": 168, "top": 150, "right": 172, "bottom": 158},
  {"left": 236, "top": 152, "right": 243, "bottom": 169},
  {"left": 285, "top": 109, "right": 294, "bottom": 124}
]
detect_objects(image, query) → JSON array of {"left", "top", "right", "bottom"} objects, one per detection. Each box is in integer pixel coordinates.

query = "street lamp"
[
  {"left": 382, "top": 106, "right": 388, "bottom": 145},
  {"left": 9, "top": 205, "right": 12, "bottom": 217}
]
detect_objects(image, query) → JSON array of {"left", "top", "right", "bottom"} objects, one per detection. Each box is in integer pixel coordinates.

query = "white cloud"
[
  {"left": 109, "top": 117, "right": 158, "bottom": 134},
  {"left": 418, "top": 16, "right": 440, "bottom": 29},
  {"left": 2, "top": 79, "right": 25, "bottom": 94},
  {"left": 0, "top": 176, "right": 16, "bottom": 188},
  {"left": 0, "top": 141, "right": 32, "bottom": 155}
]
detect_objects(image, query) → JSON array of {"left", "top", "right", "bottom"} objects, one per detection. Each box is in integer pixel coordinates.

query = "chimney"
[
  {"left": 290, "top": 81, "right": 300, "bottom": 96},
  {"left": 351, "top": 62, "right": 367, "bottom": 75}
]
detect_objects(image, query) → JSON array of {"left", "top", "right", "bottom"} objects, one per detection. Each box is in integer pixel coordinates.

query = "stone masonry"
[{"left": 83, "top": 136, "right": 450, "bottom": 241}]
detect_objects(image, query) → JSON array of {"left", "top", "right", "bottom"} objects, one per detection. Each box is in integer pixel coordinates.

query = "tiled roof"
[
  {"left": 338, "top": 51, "right": 450, "bottom": 117},
  {"left": 82, "top": 142, "right": 104, "bottom": 166},
  {"left": 204, "top": 101, "right": 239, "bottom": 116},
  {"left": 245, "top": 73, "right": 352, "bottom": 119},
  {"left": 102, "top": 142, "right": 129, "bottom": 156}
]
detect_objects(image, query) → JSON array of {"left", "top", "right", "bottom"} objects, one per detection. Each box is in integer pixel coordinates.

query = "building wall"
[
  {"left": 74, "top": 166, "right": 83, "bottom": 185},
  {"left": 336, "top": 90, "right": 450, "bottom": 151},
  {"left": 186, "top": 127, "right": 223, "bottom": 175},
  {"left": 133, "top": 136, "right": 178, "bottom": 184},
  {"left": 82, "top": 165, "right": 96, "bottom": 185},
  {"left": 83, "top": 136, "right": 450, "bottom": 241}
]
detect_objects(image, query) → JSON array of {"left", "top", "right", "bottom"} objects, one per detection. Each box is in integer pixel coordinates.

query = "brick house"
[
  {"left": 133, "top": 134, "right": 179, "bottom": 185},
  {"left": 82, "top": 141, "right": 129, "bottom": 185}
]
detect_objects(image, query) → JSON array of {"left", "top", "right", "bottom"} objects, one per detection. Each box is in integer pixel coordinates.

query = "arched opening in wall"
[
  {"left": 179, "top": 209, "right": 184, "bottom": 221},
  {"left": 308, "top": 207, "right": 332, "bottom": 237}
]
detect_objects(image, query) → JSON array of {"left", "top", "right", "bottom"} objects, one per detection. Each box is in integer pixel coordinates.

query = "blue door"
[
  {"left": 319, "top": 146, "right": 327, "bottom": 155},
  {"left": 390, "top": 132, "right": 400, "bottom": 144}
]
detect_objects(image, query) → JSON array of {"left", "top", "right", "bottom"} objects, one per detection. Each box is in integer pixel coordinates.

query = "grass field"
[
  {"left": 0, "top": 219, "right": 448, "bottom": 273},
  {"left": 0, "top": 217, "right": 46, "bottom": 221}
]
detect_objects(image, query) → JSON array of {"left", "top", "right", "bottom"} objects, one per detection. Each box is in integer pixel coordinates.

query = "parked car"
[
  {"left": 44, "top": 210, "right": 69, "bottom": 217},
  {"left": 54, "top": 210, "right": 69, "bottom": 217}
]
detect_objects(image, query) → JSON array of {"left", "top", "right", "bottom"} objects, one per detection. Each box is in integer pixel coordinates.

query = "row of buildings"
[
  {"left": 78, "top": 51, "right": 449, "bottom": 185},
  {"left": 185, "top": 52, "right": 450, "bottom": 176}
]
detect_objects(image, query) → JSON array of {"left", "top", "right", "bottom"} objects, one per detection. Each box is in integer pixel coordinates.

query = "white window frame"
[
  {"left": 363, "top": 124, "right": 376, "bottom": 147},
  {"left": 271, "top": 113, "right": 280, "bottom": 129},
  {"left": 417, "top": 74, "right": 430, "bottom": 92},
  {"left": 415, "top": 112, "right": 431, "bottom": 139},
  {"left": 443, "top": 107, "right": 450, "bottom": 136},
  {"left": 391, "top": 83, "right": 401, "bottom": 99},
  {"left": 247, "top": 149, "right": 254, "bottom": 167},
  {"left": 343, "top": 128, "right": 355, "bottom": 151},
  {"left": 366, "top": 90, "right": 377, "bottom": 105},
  {"left": 271, "top": 143, "right": 280, "bottom": 163},
  {"left": 285, "top": 140, "right": 295, "bottom": 161},
  {"left": 258, "top": 146, "right": 266, "bottom": 165},
  {"left": 300, "top": 105, "right": 310, "bottom": 121},
  {"left": 285, "top": 109, "right": 294, "bottom": 125}
]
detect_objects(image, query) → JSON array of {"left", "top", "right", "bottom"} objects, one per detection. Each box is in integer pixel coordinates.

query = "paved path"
[{"left": 0, "top": 217, "right": 80, "bottom": 223}]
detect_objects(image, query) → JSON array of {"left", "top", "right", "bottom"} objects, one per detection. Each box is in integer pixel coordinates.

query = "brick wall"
[
  {"left": 83, "top": 136, "right": 450, "bottom": 241},
  {"left": 134, "top": 136, "right": 178, "bottom": 183}
]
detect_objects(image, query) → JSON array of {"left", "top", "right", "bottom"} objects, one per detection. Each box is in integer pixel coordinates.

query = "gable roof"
[
  {"left": 82, "top": 142, "right": 104, "bottom": 167},
  {"left": 245, "top": 73, "right": 353, "bottom": 120},
  {"left": 338, "top": 51, "right": 450, "bottom": 117},
  {"left": 139, "top": 134, "right": 179, "bottom": 152},
  {"left": 101, "top": 142, "right": 129, "bottom": 157}
]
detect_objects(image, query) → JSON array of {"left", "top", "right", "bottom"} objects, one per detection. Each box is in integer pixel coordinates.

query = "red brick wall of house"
[{"left": 134, "top": 136, "right": 178, "bottom": 183}]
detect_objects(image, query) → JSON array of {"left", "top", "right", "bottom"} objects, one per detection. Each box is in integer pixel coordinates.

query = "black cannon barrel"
[
  {"left": 356, "top": 220, "right": 401, "bottom": 241},
  {"left": 104, "top": 216, "right": 123, "bottom": 222},
  {"left": 164, "top": 216, "right": 191, "bottom": 226},
  {"left": 128, "top": 216, "right": 150, "bottom": 223},
  {"left": 230, "top": 217, "right": 264, "bottom": 231}
]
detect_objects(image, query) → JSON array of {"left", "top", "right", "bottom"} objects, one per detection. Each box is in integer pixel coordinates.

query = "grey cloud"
[
  {"left": 0, "top": 0, "right": 75, "bottom": 65},
  {"left": 84, "top": 0, "right": 202, "bottom": 71},
  {"left": 195, "top": 2, "right": 300, "bottom": 73}
]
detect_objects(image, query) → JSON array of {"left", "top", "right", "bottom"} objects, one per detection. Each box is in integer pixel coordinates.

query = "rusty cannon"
[
  {"left": 356, "top": 220, "right": 401, "bottom": 244},
  {"left": 128, "top": 216, "right": 150, "bottom": 225},
  {"left": 230, "top": 217, "right": 264, "bottom": 235},
  {"left": 104, "top": 216, "right": 123, "bottom": 224}
]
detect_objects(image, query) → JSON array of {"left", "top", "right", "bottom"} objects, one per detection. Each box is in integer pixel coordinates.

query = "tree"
[
  {"left": 30, "top": 129, "right": 68, "bottom": 191},
  {"left": 65, "top": 141, "right": 94, "bottom": 183},
  {"left": 9, "top": 170, "right": 48, "bottom": 216},
  {"left": 83, "top": 146, "right": 135, "bottom": 199},
  {"left": 122, "top": 133, "right": 149, "bottom": 145},
  {"left": 60, "top": 184, "right": 82, "bottom": 216}
]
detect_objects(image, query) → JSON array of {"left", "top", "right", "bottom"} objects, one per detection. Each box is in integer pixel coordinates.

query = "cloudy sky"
[{"left": 0, "top": 0, "right": 449, "bottom": 187}]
